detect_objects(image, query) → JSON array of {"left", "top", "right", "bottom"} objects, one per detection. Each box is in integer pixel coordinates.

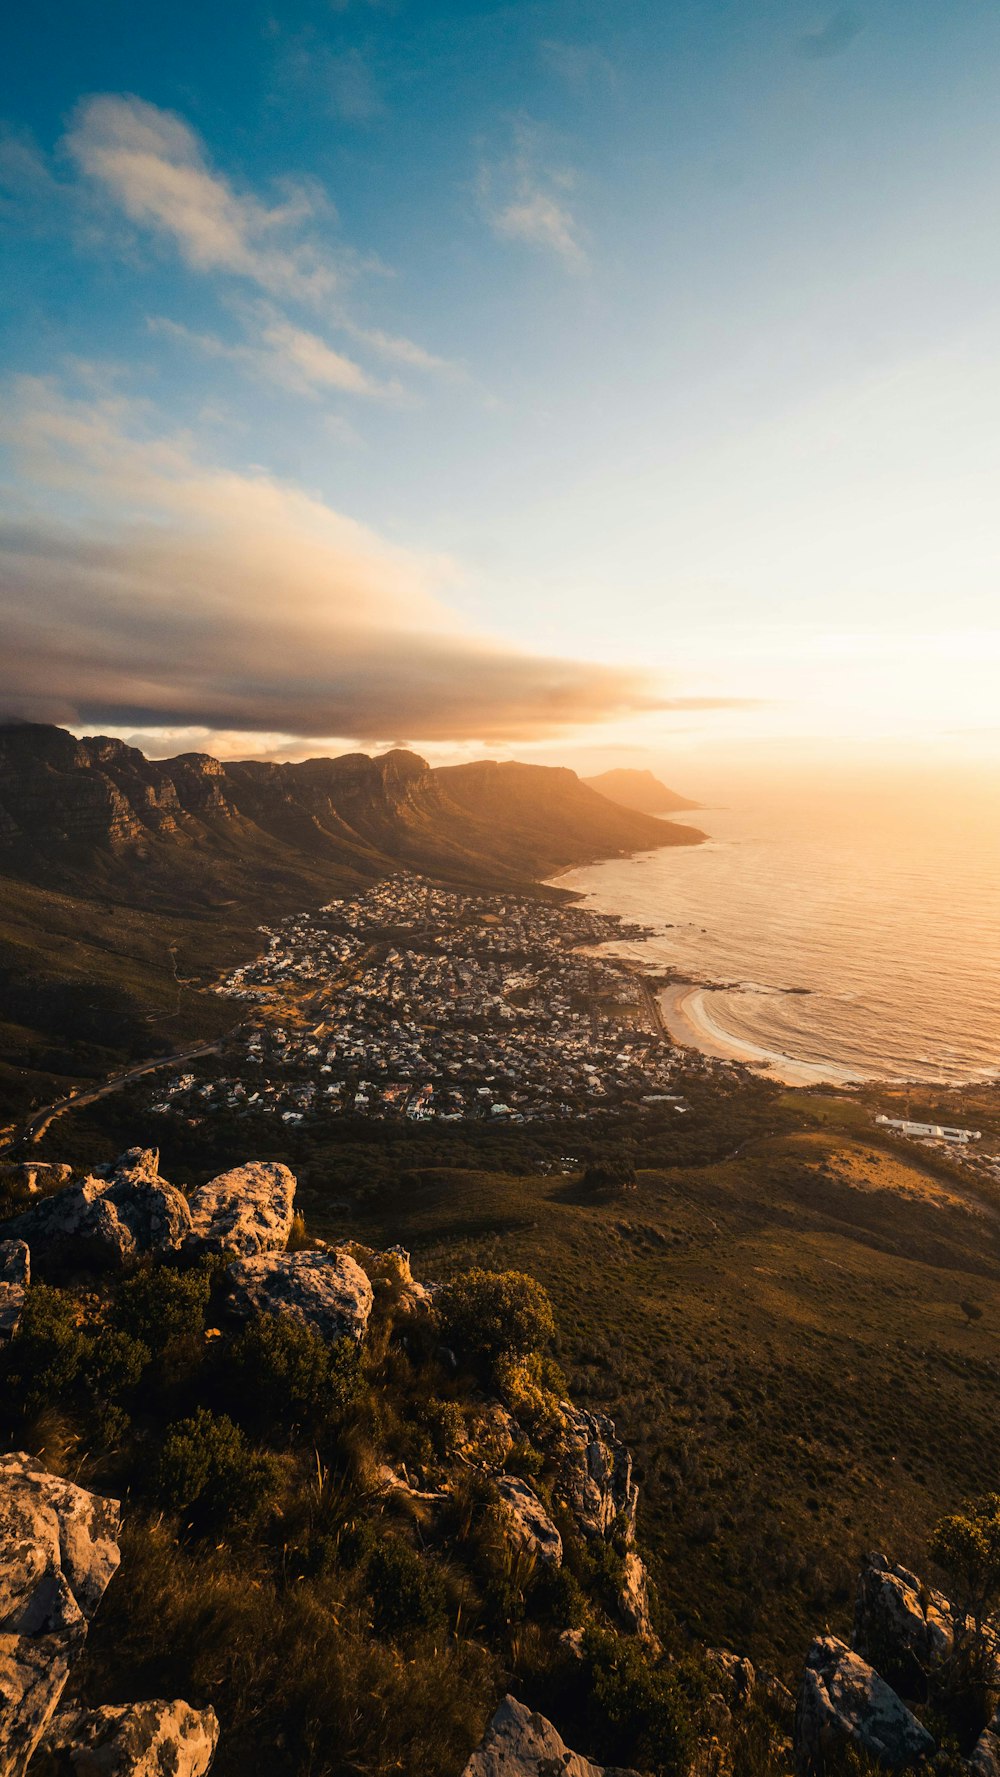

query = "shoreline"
[{"left": 656, "top": 981, "right": 867, "bottom": 1088}]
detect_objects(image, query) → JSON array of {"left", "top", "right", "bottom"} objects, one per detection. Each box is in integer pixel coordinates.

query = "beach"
[{"left": 657, "top": 980, "right": 868, "bottom": 1087}]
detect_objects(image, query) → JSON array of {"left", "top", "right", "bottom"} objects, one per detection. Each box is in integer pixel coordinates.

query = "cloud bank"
[{"left": 0, "top": 375, "right": 662, "bottom": 744}]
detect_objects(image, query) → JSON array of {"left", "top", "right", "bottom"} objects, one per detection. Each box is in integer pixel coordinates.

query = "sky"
[{"left": 2, "top": 0, "right": 1000, "bottom": 771}]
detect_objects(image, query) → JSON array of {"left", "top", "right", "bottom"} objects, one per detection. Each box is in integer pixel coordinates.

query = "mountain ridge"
[{"left": 582, "top": 767, "right": 701, "bottom": 815}]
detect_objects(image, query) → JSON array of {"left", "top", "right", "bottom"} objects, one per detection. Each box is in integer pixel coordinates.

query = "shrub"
[
  {"left": 366, "top": 1538, "right": 448, "bottom": 1639},
  {"left": 580, "top": 1161, "right": 637, "bottom": 1195},
  {"left": 584, "top": 1627, "right": 694, "bottom": 1777},
  {"left": 84, "top": 1326, "right": 151, "bottom": 1404},
  {"left": 221, "top": 1314, "right": 359, "bottom": 1438},
  {"left": 153, "top": 1406, "right": 281, "bottom": 1531},
  {"left": 114, "top": 1265, "right": 212, "bottom": 1347},
  {"left": 438, "top": 1269, "right": 555, "bottom": 1372},
  {"left": 1, "top": 1284, "right": 90, "bottom": 1419}
]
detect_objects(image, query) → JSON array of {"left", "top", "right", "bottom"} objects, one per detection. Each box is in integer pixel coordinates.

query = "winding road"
[{"left": 0, "top": 1039, "right": 225, "bottom": 1158}]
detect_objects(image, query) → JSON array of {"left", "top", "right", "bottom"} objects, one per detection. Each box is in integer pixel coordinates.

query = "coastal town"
[{"left": 148, "top": 875, "right": 695, "bottom": 1128}]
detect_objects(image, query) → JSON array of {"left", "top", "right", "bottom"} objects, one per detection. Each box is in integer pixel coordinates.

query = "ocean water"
[{"left": 553, "top": 764, "right": 1000, "bottom": 1086}]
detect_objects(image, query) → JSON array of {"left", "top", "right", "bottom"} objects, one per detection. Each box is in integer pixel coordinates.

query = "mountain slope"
[{"left": 583, "top": 767, "right": 700, "bottom": 815}]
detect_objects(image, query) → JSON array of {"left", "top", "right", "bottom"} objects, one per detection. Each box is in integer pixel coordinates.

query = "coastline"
[{"left": 657, "top": 980, "right": 866, "bottom": 1088}]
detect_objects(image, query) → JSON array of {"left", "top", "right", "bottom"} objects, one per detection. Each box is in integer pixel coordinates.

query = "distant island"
[{"left": 584, "top": 767, "right": 701, "bottom": 816}]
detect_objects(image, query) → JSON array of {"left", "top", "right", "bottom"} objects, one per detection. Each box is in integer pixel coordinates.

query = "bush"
[
  {"left": 221, "top": 1314, "right": 359, "bottom": 1438},
  {"left": 438, "top": 1269, "right": 555, "bottom": 1372},
  {"left": 580, "top": 1161, "right": 637, "bottom": 1195},
  {"left": 153, "top": 1406, "right": 281, "bottom": 1531},
  {"left": 584, "top": 1628, "right": 694, "bottom": 1777},
  {"left": 366, "top": 1538, "right": 449, "bottom": 1639},
  {"left": 84, "top": 1326, "right": 151, "bottom": 1404},
  {"left": 1, "top": 1284, "right": 90, "bottom": 1419},
  {"left": 114, "top": 1264, "right": 212, "bottom": 1347}
]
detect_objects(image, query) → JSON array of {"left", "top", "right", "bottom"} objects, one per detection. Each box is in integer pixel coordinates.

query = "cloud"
[
  {"left": 479, "top": 124, "right": 586, "bottom": 271},
  {"left": 540, "top": 41, "right": 618, "bottom": 94},
  {"left": 282, "top": 38, "right": 384, "bottom": 122},
  {"left": 150, "top": 311, "right": 402, "bottom": 400},
  {"left": 0, "top": 375, "right": 663, "bottom": 743},
  {"left": 794, "top": 9, "right": 865, "bottom": 60},
  {"left": 66, "top": 94, "right": 342, "bottom": 304}
]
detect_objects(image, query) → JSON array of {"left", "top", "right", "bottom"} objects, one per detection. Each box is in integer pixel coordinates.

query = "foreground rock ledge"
[
  {"left": 226, "top": 1248, "right": 374, "bottom": 1343},
  {"left": 40, "top": 1698, "right": 220, "bottom": 1777},
  {"left": 795, "top": 1635, "right": 935, "bottom": 1773},
  {"left": 460, "top": 1695, "right": 639, "bottom": 1777}
]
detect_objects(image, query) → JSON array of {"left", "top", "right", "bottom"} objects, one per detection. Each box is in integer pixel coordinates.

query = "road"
[{"left": 0, "top": 1039, "right": 225, "bottom": 1157}]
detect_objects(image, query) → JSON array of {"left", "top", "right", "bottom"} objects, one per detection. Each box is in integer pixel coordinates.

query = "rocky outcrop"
[
  {"left": 555, "top": 1404, "right": 638, "bottom": 1542},
  {"left": 970, "top": 1710, "right": 1000, "bottom": 1777},
  {"left": 226, "top": 1248, "right": 374, "bottom": 1344},
  {"left": 853, "top": 1552, "right": 958, "bottom": 1692},
  {"left": 460, "top": 1695, "right": 637, "bottom": 1777},
  {"left": 6, "top": 1149, "right": 191, "bottom": 1273},
  {"left": 186, "top": 1161, "right": 296, "bottom": 1257},
  {"left": 705, "top": 1649, "right": 756, "bottom": 1709},
  {"left": 618, "top": 1550, "right": 655, "bottom": 1641},
  {"left": 0, "top": 1455, "right": 122, "bottom": 1777},
  {"left": 496, "top": 1478, "right": 563, "bottom": 1567},
  {"left": 0, "top": 1239, "right": 28, "bottom": 1338},
  {"left": 40, "top": 1698, "right": 220, "bottom": 1775},
  {"left": 794, "top": 1636, "right": 934, "bottom": 1773}
]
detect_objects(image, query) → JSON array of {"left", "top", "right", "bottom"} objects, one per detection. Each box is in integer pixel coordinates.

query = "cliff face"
[{"left": 0, "top": 725, "right": 703, "bottom": 904}]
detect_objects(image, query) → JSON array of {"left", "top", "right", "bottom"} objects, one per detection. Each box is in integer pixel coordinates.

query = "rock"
[
  {"left": 496, "top": 1477, "right": 563, "bottom": 1566},
  {"left": 0, "top": 1630, "right": 74, "bottom": 1777},
  {"left": 6, "top": 1149, "right": 191, "bottom": 1273},
  {"left": 226, "top": 1248, "right": 374, "bottom": 1344},
  {"left": 970, "top": 1710, "right": 1000, "bottom": 1777},
  {"left": 464, "top": 1403, "right": 521, "bottom": 1469},
  {"left": 705, "top": 1649, "right": 756, "bottom": 1708},
  {"left": 0, "top": 1240, "right": 29, "bottom": 1338},
  {"left": 0, "top": 1454, "right": 122, "bottom": 1638},
  {"left": 555, "top": 1403, "right": 638, "bottom": 1542},
  {"left": 618, "top": 1550, "right": 656, "bottom": 1642},
  {"left": 186, "top": 1161, "right": 296, "bottom": 1257},
  {"left": 384, "top": 1245, "right": 436, "bottom": 1314},
  {"left": 460, "top": 1695, "right": 638, "bottom": 1777},
  {"left": 853, "top": 1552, "right": 958, "bottom": 1694},
  {"left": 0, "top": 1456, "right": 122, "bottom": 1777},
  {"left": 0, "top": 1162, "right": 72, "bottom": 1201},
  {"left": 41, "top": 1698, "right": 220, "bottom": 1775},
  {"left": 794, "top": 1636, "right": 934, "bottom": 1773}
]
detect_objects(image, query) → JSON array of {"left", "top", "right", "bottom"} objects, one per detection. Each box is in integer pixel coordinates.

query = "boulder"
[
  {"left": 555, "top": 1403, "right": 638, "bottom": 1542},
  {"left": 41, "top": 1698, "right": 220, "bottom": 1776},
  {"left": 705, "top": 1649, "right": 756, "bottom": 1709},
  {"left": 618, "top": 1550, "right": 656, "bottom": 1642},
  {"left": 970, "top": 1710, "right": 1000, "bottom": 1777},
  {"left": 795, "top": 1636, "right": 934, "bottom": 1773},
  {"left": 853, "top": 1552, "right": 957, "bottom": 1693},
  {"left": 186, "top": 1161, "right": 296, "bottom": 1257},
  {"left": 0, "top": 1240, "right": 29, "bottom": 1338},
  {"left": 0, "top": 1630, "right": 74, "bottom": 1777},
  {"left": 226, "top": 1248, "right": 374, "bottom": 1344},
  {"left": 0, "top": 1456, "right": 122, "bottom": 1777},
  {"left": 6, "top": 1149, "right": 191, "bottom": 1272},
  {"left": 496, "top": 1477, "right": 563, "bottom": 1567},
  {"left": 460, "top": 1695, "right": 638, "bottom": 1777}
]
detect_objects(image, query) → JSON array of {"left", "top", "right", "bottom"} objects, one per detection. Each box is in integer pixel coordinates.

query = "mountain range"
[{"left": 582, "top": 767, "right": 701, "bottom": 815}]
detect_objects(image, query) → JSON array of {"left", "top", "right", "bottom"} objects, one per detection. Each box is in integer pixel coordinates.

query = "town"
[{"left": 149, "top": 875, "right": 694, "bottom": 1127}]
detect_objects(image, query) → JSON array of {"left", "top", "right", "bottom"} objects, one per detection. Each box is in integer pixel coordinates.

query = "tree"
[
  {"left": 930, "top": 1494, "right": 1000, "bottom": 1644},
  {"left": 437, "top": 1269, "right": 555, "bottom": 1371},
  {"left": 960, "top": 1298, "right": 984, "bottom": 1328}
]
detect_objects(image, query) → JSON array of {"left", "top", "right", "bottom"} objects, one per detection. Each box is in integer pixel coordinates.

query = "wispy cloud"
[
  {"left": 794, "top": 9, "right": 865, "bottom": 60},
  {"left": 0, "top": 374, "right": 662, "bottom": 743},
  {"left": 479, "top": 123, "right": 587, "bottom": 272},
  {"left": 540, "top": 41, "right": 618, "bottom": 94},
  {"left": 150, "top": 310, "right": 403, "bottom": 401},
  {"left": 66, "top": 93, "right": 343, "bottom": 304}
]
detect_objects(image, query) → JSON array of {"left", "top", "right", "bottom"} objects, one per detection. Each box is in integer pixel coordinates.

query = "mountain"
[
  {"left": 0, "top": 727, "right": 704, "bottom": 1113},
  {"left": 583, "top": 767, "right": 700, "bottom": 815},
  {"left": 0, "top": 726, "right": 704, "bottom": 906}
]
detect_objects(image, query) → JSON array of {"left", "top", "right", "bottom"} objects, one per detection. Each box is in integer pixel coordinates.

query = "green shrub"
[
  {"left": 580, "top": 1161, "right": 637, "bottom": 1195},
  {"left": 221, "top": 1314, "right": 359, "bottom": 1438},
  {"left": 114, "top": 1265, "right": 212, "bottom": 1347},
  {"left": 153, "top": 1406, "right": 281, "bottom": 1531},
  {"left": 366, "top": 1538, "right": 449, "bottom": 1639},
  {"left": 438, "top": 1269, "right": 555, "bottom": 1372},
  {"left": 84, "top": 1326, "right": 151, "bottom": 1403},
  {"left": 584, "top": 1627, "right": 694, "bottom": 1777},
  {"left": 1, "top": 1284, "right": 90, "bottom": 1419}
]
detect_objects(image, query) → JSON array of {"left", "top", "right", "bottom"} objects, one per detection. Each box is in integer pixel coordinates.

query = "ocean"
[{"left": 553, "top": 763, "right": 1000, "bottom": 1087}]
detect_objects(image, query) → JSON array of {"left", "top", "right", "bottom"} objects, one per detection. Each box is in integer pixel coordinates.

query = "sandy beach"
[{"left": 657, "top": 981, "right": 867, "bottom": 1088}]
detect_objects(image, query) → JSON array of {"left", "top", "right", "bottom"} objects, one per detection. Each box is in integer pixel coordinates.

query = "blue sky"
[{"left": 2, "top": 0, "right": 1000, "bottom": 764}]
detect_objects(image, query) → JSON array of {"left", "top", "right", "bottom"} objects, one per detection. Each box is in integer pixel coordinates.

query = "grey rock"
[
  {"left": 226, "top": 1248, "right": 373, "bottom": 1344},
  {"left": 970, "top": 1710, "right": 1000, "bottom": 1777},
  {"left": 496, "top": 1477, "right": 563, "bottom": 1566},
  {"left": 41, "top": 1698, "right": 220, "bottom": 1776},
  {"left": 6, "top": 1148, "right": 190, "bottom": 1272},
  {"left": 0, "top": 1240, "right": 29, "bottom": 1338},
  {"left": 705, "top": 1648, "right": 756, "bottom": 1708},
  {"left": 795, "top": 1636, "right": 934, "bottom": 1773},
  {"left": 461, "top": 1695, "right": 638, "bottom": 1777},
  {"left": 853, "top": 1552, "right": 958, "bottom": 1692},
  {"left": 187, "top": 1161, "right": 296, "bottom": 1257},
  {"left": 555, "top": 1403, "right": 638, "bottom": 1542},
  {"left": 0, "top": 1453, "right": 122, "bottom": 1638},
  {"left": 618, "top": 1550, "right": 656, "bottom": 1643},
  {"left": 0, "top": 1630, "right": 74, "bottom": 1777}
]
